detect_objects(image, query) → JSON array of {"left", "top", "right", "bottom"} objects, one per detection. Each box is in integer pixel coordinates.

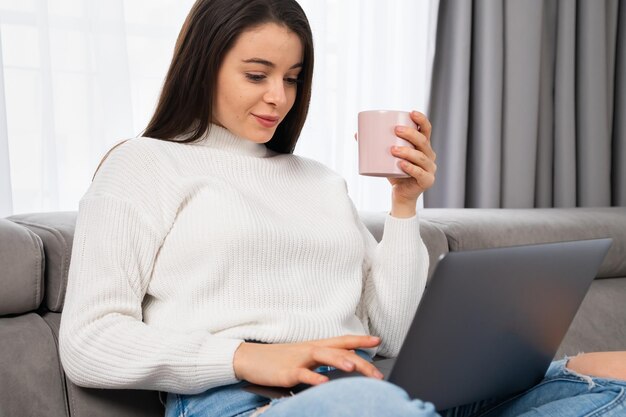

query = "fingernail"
[
  {"left": 343, "top": 360, "right": 355, "bottom": 370},
  {"left": 391, "top": 146, "right": 399, "bottom": 152},
  {"left": 396, "top": 126, "right": 406, "bottom": 133},
  {"left": 412, "top": 110, "right": 419, "bottom": 116},
  {"left": 370, "top": 336, "right": 380, "bottom": 342},
  {"left": 374, "top": 370, "right": 384, "bottom": 379}
]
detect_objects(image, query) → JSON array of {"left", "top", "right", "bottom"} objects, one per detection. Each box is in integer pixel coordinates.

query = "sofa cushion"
[
  {"left": 0, "top": 313, "right": 68, "bottom": 416},
  {"left": 7, "top": 212, "right": 77, "bottom": 312},
  {"left": 360, "top": 211, "right": 449, "bottom": 282},
  {"left": 0, "top": 218, "right": 44, "bottom": 315},
  {"left": 42, "top": 312, "right": 165, "bottom": 417},
  {"left": 420, "top": 208, "right": 626, "bottom": 279},
  {"left": 556, "top": 277, "right": 626, "bottom": 357}
]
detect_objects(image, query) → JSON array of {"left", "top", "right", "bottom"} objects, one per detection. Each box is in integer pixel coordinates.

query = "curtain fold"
[
  {"left": 535, "top": 0, "right": 556, "bottom": 208},
  {"left": 501, "top": 0, "right": 543, "bottom": 208},
  {"left": 576, "top": 0, "right": 615, "bottom": 206},
  {"left": 426, "top": 0, "right": 625, "bottom": 208},
  {"left": 0, "top": 26, "right": 12, "bottom": 217},
  {"left": 38, "top": 0, "right": 60, "bottom": 210},
  {"left": 427, "top": 0, "right": 472, "bottom": 208},
  {"left": 553, "top": 0, "right": 577, "bottom": 207},
  {"left": 467, "top": 0, "right": 503, "bottom": 208},
  {"left": 615, "top": 0, "right": 626, "bottom": 206}
]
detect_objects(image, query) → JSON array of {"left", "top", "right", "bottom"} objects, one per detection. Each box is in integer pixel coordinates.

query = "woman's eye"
[
  {"left": 245, "top": 73, "right": 266, "bottom": 82},
  {"left": 245, "top": 73, "right": 300, "bottom": 86}
]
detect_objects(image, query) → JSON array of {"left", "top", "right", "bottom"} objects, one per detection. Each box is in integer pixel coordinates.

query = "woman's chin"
[{"left": 243, "top": 127, "right": 276, "bottom": 144}]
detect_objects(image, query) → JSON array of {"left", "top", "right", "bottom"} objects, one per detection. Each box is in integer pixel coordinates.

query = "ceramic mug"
[{"left": 357, "top": 110, "right": 417, "bottom": 178}]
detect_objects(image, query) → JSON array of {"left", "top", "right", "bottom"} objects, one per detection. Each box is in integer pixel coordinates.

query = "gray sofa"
[{"left": 1, "top": 208, "right": 625, "bottom": 417}]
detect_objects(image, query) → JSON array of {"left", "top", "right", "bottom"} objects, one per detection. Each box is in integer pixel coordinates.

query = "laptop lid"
[{"left": 389, "top": 238, "right": 612, "bottom": 410}]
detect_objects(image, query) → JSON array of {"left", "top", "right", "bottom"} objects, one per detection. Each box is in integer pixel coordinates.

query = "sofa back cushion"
[
  {"left": 5, "top": 208, "right": 625, "bottom": 315},
  {"left": 0, "top": 313, "right": 69, "bottom": 416},
  {"left": 420, "top": 208, "right": 626, "bottom": 279}
]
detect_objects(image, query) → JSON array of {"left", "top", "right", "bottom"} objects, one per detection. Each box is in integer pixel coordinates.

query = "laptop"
[{"left": 243, "top": 238, "right": 612, "bottom": 411}]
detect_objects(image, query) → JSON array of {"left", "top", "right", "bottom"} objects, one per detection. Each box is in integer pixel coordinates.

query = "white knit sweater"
[{"left": 59, "top": 124, "right": 429, "bottom": 394}]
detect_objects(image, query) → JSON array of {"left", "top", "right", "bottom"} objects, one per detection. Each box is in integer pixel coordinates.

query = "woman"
[{"left": 59, "top": 0, "right": 626, "bottom": 416}]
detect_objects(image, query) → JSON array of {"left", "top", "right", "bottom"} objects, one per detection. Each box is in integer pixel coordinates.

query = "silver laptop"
[{"left": 244, "top": 238, "right": 612, "bottom": 411}]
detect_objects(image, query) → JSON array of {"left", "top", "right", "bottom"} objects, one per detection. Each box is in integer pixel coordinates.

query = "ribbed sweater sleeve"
[
  {"left": 59, "top": 141, "right": 243, "bottom": 393},
  {"left": 354, "top": 206, "right": 429, "bottom": 357}
]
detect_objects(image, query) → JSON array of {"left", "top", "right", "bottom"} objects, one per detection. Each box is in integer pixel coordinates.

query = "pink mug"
[{"left": 357, "top": 110, "right": 417, "bottom": 178}]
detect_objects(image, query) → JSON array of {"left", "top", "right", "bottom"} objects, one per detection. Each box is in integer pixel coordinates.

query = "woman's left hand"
[{"left": 388, "top": 111, "right": 436, "bottom": 203}]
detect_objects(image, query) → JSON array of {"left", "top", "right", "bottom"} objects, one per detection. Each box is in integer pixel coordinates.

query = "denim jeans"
[
  {"left": 470, "top": 359, "right": 626, "bottom": 417},
  {"left": 164, "top": 359, "right": 626, "bottom": 417}
]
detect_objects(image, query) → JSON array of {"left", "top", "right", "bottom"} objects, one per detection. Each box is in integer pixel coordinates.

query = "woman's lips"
[{"left": 252, "top": 114, "right": 279, "bottom": 128}]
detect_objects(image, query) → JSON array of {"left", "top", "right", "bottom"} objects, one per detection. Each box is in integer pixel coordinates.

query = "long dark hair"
[{"left": 142, "top": 0, "right": 314, "bottom": 154}]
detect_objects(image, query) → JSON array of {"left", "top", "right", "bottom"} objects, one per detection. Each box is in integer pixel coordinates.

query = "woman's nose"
[{"left": 263, "top": 79, "right": 287, "bottom": 107}]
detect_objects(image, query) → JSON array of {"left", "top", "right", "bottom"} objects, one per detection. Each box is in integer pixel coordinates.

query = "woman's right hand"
[{"left": 233, "top": 335, "right": 384, "bottom": 387}]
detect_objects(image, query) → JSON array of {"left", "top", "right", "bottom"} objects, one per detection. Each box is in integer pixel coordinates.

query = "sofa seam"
[
  {"left": 21, "top": 227, "right": 44, "bottom": 311},
  {"left": 426, "top": 221, "right": 461, "bottom": 251},
  {"left": 420, "top": 219, "right": 452, "bottom": 252},
  {"left": 40, "top": 314, "right": 72, "bottom": 417}
]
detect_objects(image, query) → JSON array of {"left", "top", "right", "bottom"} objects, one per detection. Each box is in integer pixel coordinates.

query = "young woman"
[{"left": 59, "top": 1, "right": 626, "bottom": 416}]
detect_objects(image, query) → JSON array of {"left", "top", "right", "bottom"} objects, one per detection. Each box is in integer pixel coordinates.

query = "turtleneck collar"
[{"left": 190, "top": 124, "right": 271, "bottom": 158}]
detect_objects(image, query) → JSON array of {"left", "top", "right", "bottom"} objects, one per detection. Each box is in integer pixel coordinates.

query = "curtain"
[
  {"left": 425, "top": 0, "right": 626, "bottom": 208},
  {"left": 0, "top": 25, "right": 11, "bottom": 216},
  {"left": 0, "top": 0, "right": 438, "bottom": 217},
  {"left": 0, "top": 0, "right": 194, "bottom": 217},
  {"left": 297, "top": 0, "right": 439, "bottom": 212}
]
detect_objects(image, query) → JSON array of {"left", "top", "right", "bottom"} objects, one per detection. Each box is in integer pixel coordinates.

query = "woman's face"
[{"left": 213, "top": 23, "right": 304, "bottom": 143}]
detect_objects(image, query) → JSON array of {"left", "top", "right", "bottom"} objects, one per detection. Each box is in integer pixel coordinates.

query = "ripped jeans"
[
  {"left": 466, "top": 359, "right": 626, "bottom": 417},
  {"left": 164, "top": 359, "right": 626, "bottom": 417}
]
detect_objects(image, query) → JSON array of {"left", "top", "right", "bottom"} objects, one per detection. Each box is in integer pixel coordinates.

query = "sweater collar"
[{"left": 193, "top": 124, "right": 270, "bottom": 158}]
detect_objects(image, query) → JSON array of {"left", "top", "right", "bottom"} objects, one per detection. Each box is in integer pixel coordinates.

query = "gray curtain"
[{"left": 425, "top": 0, "right": 625, "bottom": 208}]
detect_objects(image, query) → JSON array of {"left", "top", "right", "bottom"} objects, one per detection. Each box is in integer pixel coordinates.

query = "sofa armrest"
[
  {"left": 0, "top": 219, "right": 44, "bottom": 315},
  {"left": 7, "top": 212, "right": 77, "bottom": 312}
]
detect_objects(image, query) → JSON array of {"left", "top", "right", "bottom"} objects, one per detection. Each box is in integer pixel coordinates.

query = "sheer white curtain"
[
  {"left": 297, "top": 0, "right": 439, "bottom": 211},
  {"left": 0, "top": 0, "right": 438, "bottom": 217}
]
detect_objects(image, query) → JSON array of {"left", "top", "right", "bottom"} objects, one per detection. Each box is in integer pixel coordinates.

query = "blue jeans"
[
  {"left": 470, "top": 359, "right": 626, "bottom": 417},
  {"left": 164, "top": 359, "right": 626, "bottom": 417}
]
